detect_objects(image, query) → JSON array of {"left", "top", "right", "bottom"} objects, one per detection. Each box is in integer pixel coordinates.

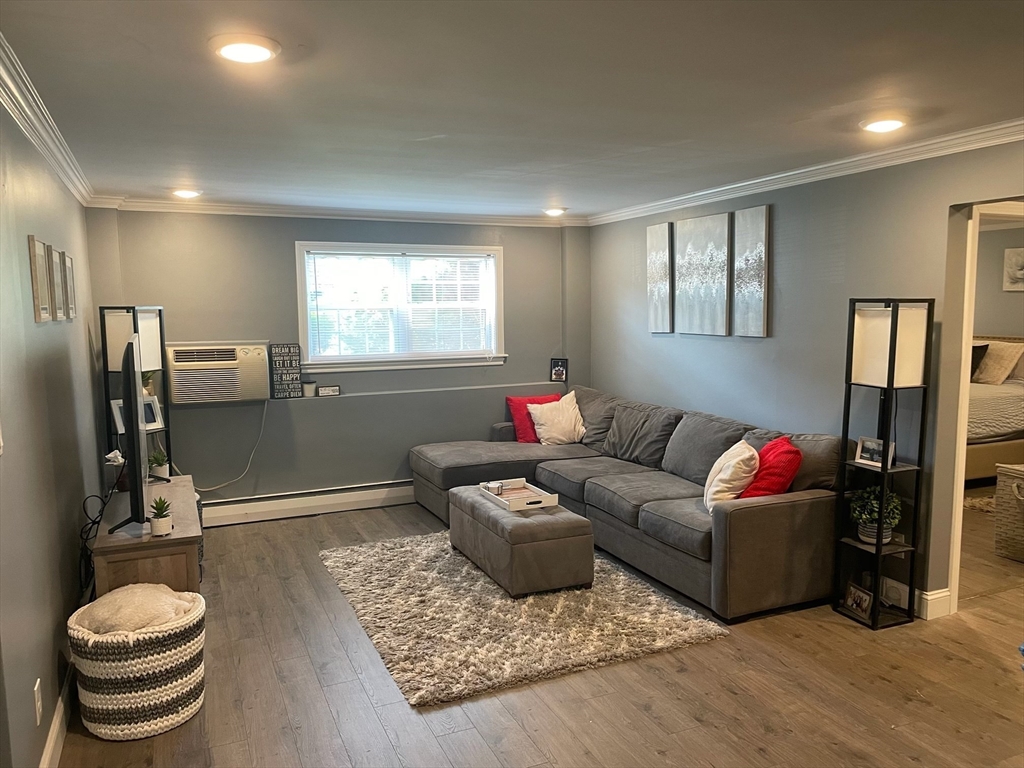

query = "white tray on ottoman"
[
  {"left": 478, "top": 477, "right": 558, "bottom": 511},
  {"left": 449, "top": 485, "right": 594, "bottom": 598}
]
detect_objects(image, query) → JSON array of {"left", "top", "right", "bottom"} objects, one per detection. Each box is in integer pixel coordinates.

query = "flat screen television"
[{"left": 108, "top": 334, "right": 152, "bottom": 533}]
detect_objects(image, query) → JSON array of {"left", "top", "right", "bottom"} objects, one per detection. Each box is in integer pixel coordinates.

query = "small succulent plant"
[
  {"left": 149, "top": 449, "right": 168, "bottom": 469},
  {"left": 149, "top": 496, "right": 172, "bottom": 519}
]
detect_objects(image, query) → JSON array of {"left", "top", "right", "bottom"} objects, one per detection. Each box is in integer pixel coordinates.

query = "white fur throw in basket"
[{"left": 67, "top": 589, "right": 206, "bottom": 741}]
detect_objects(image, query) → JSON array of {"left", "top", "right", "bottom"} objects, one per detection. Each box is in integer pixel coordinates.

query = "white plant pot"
[
  {"left": 857, "top": 522, "right": 892, "bottom": 545},
  {"left": 150, "top": 515, "right": 173, "bottom": 537},
  {"left": 151, "top": 464, "right": 170, "bottom": 479},
  {"left": 302, "top": 382, "right": 317, "bottom": 397}
]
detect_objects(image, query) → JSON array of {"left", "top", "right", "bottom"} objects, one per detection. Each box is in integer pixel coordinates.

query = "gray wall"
[
  {"left": 0, "top": 110, "right": 99, "bottom": 768},
  {"left": 974, "top": 226, "right": 1024, "bottom": 337},
  {"left": 85, "top": 209, "right": 591, "bottom": 500},
  {"left": 589, "top": 142, "right": 1024, "bottom": 592}
]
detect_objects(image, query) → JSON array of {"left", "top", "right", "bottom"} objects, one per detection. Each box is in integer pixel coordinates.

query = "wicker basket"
[
  {"left": 994, "top": 464, "right": 1024, "bottom": 563},
  {"left": 67, "top": 592, "right": 206, "bottom": 741}
]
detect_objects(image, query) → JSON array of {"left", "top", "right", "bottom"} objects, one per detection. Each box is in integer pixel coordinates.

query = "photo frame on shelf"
[
  {"left": 843, "top": 582, "right": 873, "bottom": 620},
  {"left": 854, "top": 436, "right": 895, "bottom": 468},
  {"left": 27, "top": 236, "right": 52, "bottom": 322},
  {"left": 62, "top": 252, "right": 77, "bottom": 319},
  {"left": 47, "top": 245, "right": 66, "bottom": 321},
  {"left": 110, "top": 395, "right": 165, "bottom": 435}
]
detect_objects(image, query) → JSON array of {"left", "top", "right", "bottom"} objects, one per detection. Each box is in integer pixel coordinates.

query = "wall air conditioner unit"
[{"left": 166, "top": 341, "right": 270, "bottom": 404}]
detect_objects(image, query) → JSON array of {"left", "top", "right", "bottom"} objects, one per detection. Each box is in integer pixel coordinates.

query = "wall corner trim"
[
  {"left": 587, "top": 119, "right": 1024, "bottom": 226},
  {"left": 0, "top": 32, "right": 93, "bottom": 206},
  {"left": 38, "top": 671, "right": 71, "bottom": 768},
  {"left": 915, "top": 588, "right": 952, "bottom": 620}
]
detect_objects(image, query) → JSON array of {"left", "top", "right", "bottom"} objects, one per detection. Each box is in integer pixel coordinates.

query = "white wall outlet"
[{"left": 34, "top": 678, "right": 42, "bottom": 726}]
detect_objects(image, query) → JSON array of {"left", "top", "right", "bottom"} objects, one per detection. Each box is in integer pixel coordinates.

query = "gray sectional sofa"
[{"left": 409, "top": 385, "right": 840, "bottom": 620}]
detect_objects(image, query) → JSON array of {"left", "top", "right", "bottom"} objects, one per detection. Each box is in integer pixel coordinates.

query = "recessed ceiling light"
[
  {"left": 210, "top": 34, "right": 281, "bottom": 64},
  {"left": 544, "top": 207, "right": 567, "bottom": 217},
  {"left": 861, "top": 119, "right": 905, "bottom": 133},
  {"left": 172, "top": 189, "right": 202, "bottom": 199}
]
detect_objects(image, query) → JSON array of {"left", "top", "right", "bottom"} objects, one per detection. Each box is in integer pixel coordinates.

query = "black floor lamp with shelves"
[{"left": 832, "top": 298, "right": 935, "bottom": 630}]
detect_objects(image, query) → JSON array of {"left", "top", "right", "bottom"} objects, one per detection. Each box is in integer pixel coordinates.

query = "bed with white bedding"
[{"left": 966, "top": 336, "right": 1024, "bottom": 480}]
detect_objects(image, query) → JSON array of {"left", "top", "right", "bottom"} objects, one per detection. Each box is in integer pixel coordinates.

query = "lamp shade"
[
  {"left": 104, "top": 309, "right": 164, "bottom": 372},
  {"left": 851, "top": 306, "right": 928, "bottom": 388}
]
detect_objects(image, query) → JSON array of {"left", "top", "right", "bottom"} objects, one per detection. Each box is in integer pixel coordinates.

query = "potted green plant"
[
  {"left": 141, "top": 370, "right": 157, "bottom": 396},
  {"left": 149, "top": 496, "right": 172, "bottom": 536},
  {"left": 149, "top": 449, "right": 169, "bottom": 479},
  {"left": 850, "top": 487, "right": 902, "bottom": 544}
]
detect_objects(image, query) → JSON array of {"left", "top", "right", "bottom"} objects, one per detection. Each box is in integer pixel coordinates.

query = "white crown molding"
[
  {"left": 86, "top": 194, "right": 590, "bottom": 228},
  {"left": 587, "top": 119, "right": 1024, "bottom": 226},
  {"left": 0, "top": 32, "right": 93, "bottom": 205}
]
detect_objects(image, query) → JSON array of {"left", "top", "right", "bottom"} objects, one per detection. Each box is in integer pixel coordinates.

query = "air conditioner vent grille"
[
  {"left": 173, "top": 348, "right": 237, "bottom": 363},
  {"left": 171, "top": 369, "right": 242, "bottom": 403}
]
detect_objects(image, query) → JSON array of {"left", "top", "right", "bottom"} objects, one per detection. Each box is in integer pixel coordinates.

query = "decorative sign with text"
[{"left": 269, "top": 343, "right": 302, "bottom": 399}]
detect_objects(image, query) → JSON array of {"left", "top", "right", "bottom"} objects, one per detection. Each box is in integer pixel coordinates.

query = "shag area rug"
[
  {"left": 319, "top": 532, "right": 727, "bottom": 706},
  {"left": 963, "top": 494, "right": 996, "bottom": 514}
]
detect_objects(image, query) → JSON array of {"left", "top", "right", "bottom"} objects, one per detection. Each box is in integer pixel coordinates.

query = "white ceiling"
[{"left": 1, "top": 0, "right": 1022, "bottom": 220}]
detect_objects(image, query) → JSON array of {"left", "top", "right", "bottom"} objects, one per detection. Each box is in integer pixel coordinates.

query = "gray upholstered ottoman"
[{"left": 448, "top": 485, "right": 594, "bottom": 598}]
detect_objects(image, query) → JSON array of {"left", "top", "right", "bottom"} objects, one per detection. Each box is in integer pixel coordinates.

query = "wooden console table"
[{"left": 93, "top": 475, "right": 202, "bottom": 596}]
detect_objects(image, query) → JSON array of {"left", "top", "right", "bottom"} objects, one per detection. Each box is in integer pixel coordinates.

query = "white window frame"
[{"left": 296, "top": 241, "right": 506, "bottom": 373}]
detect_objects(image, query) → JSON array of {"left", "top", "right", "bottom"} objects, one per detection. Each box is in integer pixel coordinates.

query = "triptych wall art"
[
  {"left": 27, "top": 235, "right": 77, "bottom": 323},
  {"left": 646, "top": 205, "right": 770, "bottom": 338}
]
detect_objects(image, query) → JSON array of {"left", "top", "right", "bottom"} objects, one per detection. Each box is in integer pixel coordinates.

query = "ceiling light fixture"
[
  {"left": 544, "top": 207, "right": 567, "bottom": 217},
  {"left": 860, "top": 119, "right": 905, "bottom": 133},
  {"left": 172, "top": 189, "right": 202, "bottom": 199},
  {"left": 210, "top": 34, "right": 281, "bottom": 63}
]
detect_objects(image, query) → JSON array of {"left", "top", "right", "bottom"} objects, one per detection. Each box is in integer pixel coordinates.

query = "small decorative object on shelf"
[
  {"left": 316, "top": 385, "right": 341, "bottom": 397},
  {"left": 149, "top": 496, "right": 173, "bottom": 537},
  {"left": 149, "top": 449, "right": 170, "bottom": 479},
  {"left": 270, "top": 343, "right": 303, "bottom": 399},
  {"left": 302, "top": 379, "right": 317, "bottom": 397},
  {"left": 833, "top": 298, "right": 935, "bottom": 630}
]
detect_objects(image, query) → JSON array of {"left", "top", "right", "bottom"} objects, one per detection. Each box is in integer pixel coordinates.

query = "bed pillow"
[
  {"left": 970, "top": 344, "right": 989, "bottom": 378},
  {"left": 527, "top": 390, "right": 586, "bottom": 445},
  {"left": 506, "top": 393, "right": 561, "bottom": 443},
  {"left": 703, "top": 440, "right": 759, "bottom": 511},
  {"left": 972, "top": 341, "right": 1024, "bottom": 385}
]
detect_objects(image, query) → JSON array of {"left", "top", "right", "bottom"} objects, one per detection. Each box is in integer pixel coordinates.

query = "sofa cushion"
[
  {"left": 662, "top": 411, "right": 754, "bottom": 485},
  {"left": 584, "top": 471, "right": 703, "bottom": 528},
  {"left": 507, "top": 393, "right": 562, "bottom": 443},
  {"left": 604, "top": 402, "right": 685, "bottom": 468},
  {"left": 535, "top": 456, "right": 657, "bottom": 501},
  {"left": 742, "top": 429, "right": 841, "bottom": 491},
  {"left": 638, "top": 498, "right": 713, "bottom": 561},
  {"left": 409, "top": 441, "right": 599, "bottom": 489},
  {"left": 571, "top": 386, "right": 624, "bottom": 450}
]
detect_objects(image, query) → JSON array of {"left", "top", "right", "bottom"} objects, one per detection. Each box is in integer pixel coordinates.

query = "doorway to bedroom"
[{"left": 958, "top": 200, "right": 1023, "bottom": 609}]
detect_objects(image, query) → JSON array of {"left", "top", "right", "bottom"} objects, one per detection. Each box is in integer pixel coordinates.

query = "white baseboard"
[
  {"left": 201, "top": 483, "right": 416, "bottom": 527},
  {"left": 916, "top": 588, "right": 952, "bottom": 620},
  {"left": 39, "top": 672, "right": 71, "bottom": 768}
]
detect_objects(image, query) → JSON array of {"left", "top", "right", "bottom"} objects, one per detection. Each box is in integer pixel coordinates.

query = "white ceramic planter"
[
  {"left": 151, "top": 464, "right": 170, "bottom": 479},
  {"left": 302, "top": 382, "right": 317, "bottom": 397},
  {"left": 150, "top": 515, "right": 173, "bottom": 537},
  {"left": 857, "top": 522, "right": 892, "bottom": 545}
]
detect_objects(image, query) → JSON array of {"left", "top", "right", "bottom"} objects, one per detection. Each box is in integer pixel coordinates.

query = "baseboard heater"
[{"left": 200, "top": 480, "right": 415, "bottom": 527}]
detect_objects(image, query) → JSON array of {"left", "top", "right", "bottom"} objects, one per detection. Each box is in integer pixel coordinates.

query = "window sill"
[{"left": 301, "top": 354, "right": 508, "bottom": 374}]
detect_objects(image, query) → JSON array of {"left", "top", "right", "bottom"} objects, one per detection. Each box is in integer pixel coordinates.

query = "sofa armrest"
[
  {"left": 490, "top": 422, "right": 517, "bottom": 442},
  {"left": 711, "top": 489, "right": 836, "bottom": 620}
]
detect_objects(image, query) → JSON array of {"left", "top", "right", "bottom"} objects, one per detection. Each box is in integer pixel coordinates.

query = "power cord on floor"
[{"left": 173, "top": 400, "right": 269, "bottom": 492}]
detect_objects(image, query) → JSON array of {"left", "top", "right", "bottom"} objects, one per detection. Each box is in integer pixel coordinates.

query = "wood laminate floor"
[{"left": 60, "top": 503, "right": 1024, "bottom": 768}]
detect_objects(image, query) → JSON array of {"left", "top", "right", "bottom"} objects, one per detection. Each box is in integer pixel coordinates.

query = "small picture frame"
[
  {"left": 844, "top": 581, "right": 873, "bottom": 620},
  {"left": 316, "top": 385, "right": 341, "bottom": 397},
  {"left": 550, "top": 358, "right": 568, "bottom": 383},
  {"left": 854, "top": 437, "right": 895, "bottom": 468},
  {"left": 27, "top": 236, "right": 52, "bottom": 322},
  {"left": 62, "top": 252, "right": 77, "bottom": 319},
  {"left": 111, "top": 395, "right": 165, "bottom": 434},
  {"left": 47, "top": 245, "right": 66, "bottom": 321}
]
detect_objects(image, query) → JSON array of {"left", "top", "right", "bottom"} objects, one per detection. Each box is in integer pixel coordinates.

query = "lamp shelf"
[
  {"left": 835, "top": 603, "right": 913, "bottom": 630},
  {"left": 849, "top": 382, "right": 927, "bottom": 391},
  {"left": 843, "top": 460, "right": 920, "bottom": 474},
  {"left": 840, "top": 537, "right": 915, "bottom": 556}
]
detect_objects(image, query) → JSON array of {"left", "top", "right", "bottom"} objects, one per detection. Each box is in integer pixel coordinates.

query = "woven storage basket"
[
  {"left": 68, "top": 591, "right": 205, "bottom": 741},
  {"left": 994, "top": 464, "right": 1024, "bottom": 563}
]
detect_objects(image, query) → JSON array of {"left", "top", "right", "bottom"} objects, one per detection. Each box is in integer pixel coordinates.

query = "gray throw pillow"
[
  {"left": 662, "top": 411, "right": 752, "bottom": 485},
  {"left": 571, "top": 385, "right": 623, "bottom": 450},
  {"left": 742, "top": 428, "right": 842, "bottom": 491},
  {"left": 603, "top": 402, "right": 684, "bottom": 468}
]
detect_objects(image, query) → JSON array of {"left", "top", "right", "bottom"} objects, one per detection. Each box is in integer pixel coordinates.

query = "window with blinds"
[{"left": 297, "top": 243, "right": 503, "bottom": 369}]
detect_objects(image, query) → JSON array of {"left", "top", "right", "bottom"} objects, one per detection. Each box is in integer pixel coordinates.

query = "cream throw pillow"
[
  {"left": 704, "top": 440, "right": 760, "bottom": 511},
  {"left": 75, "top": 583, "right": 195, "bottom": 634},
  {"left": 972, "top": 341, "right": 1024, "bottom": 385},
  {"left": 527, "top": 390, "right": 586, "bottom": 445}
]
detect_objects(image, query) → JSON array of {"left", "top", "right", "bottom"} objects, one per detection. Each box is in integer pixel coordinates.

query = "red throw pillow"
[
  {"left": 739, "top": 436, "right": 803, "bottom": 498},
  {"left": 506, "top": 394, "right": 562, "bottom": 443}
]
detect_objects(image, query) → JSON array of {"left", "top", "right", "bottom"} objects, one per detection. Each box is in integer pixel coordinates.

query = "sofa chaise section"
[{"left": 410, "top": 440, "right": 598, "bottom": 523}]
